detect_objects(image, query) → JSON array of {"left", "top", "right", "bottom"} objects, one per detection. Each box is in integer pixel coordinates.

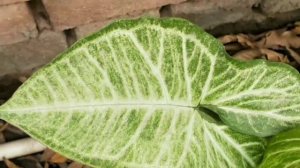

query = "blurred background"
[{"left": 0, "top": 0, "right": 300, "bottom": 167}]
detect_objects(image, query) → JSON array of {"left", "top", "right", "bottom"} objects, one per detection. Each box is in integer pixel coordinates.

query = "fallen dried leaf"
[
  {"left": 292, "top": 26, "right": 300, "bottom": 34},
  {"left": 224, "top": 43, "right": 243, "bottom": 51},
  {"left": 67, "top": 162, "right": 82, "bottom": 168},
  {"left": 0, "top": 123, "right": 8, "bottom": 132},
  {"left": 0, "top": 132, "right": 5, "bottom": 143},
  {"left": 17, "top": 76, "right": 27, "bottom": 83},
  {"left": 49, "top": 153, "right": 68, "bottom": 164},
  {"left": 41, "top": 148, "right": 54, "bottom": 161},
  {"left": 233, "top": 48, "right": 290, "bottom": 64},
  {"left": 44, "top": 162, "right": 49, "bottom": 168},
  {"left": 260, "top": 48, "right": 290, "bottom": 63},
  {"left": 219, "top": 34, "right": 256, "bottom": 48},
  {"left": 16, "top": 156, "right": 43, "bottom": 168},
  {"left": 286, "top": 47, "right": 300, "bottom": 64},
  {"left": 67, "top": 162, "right": 85, "bottom": 168},
  {"left": 4, "top": 158, "right": 22, "bottom": 168},
  {"left": 233, "top": 49, "right": 262, "bottom": 60},
  {"left": 41, "top": 149, "right": 68, "bottom": 164},
  {"left": 58, "top": 162, "right": 68, "bottom": 168},
  {"left": 258, "top": 30, "right": 300, "bottom": 49},
  {"left": 292, "top": 21, "right": 300, "bottom": 34},
  {"left": 5, "top": 125, "right": 26, "bottom": 136}
]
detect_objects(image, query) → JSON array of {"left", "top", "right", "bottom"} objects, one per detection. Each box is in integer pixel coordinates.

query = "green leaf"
[
  {"left": 201, "top": 58, "right": 300, "bottom": 137},
  {"left": 260, "top": 127, "right": 300, "bottom": 168},
  {"left": 0, "top": 17, "right": 298, "bottom": 167}
]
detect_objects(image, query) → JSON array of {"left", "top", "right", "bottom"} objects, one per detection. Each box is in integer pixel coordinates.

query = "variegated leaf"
[
  {"left": 0, "top": 17, "right": 298, "bottom": 167},
  {"left": 260, "top": 127, "right": 300, "bottom": 168}
]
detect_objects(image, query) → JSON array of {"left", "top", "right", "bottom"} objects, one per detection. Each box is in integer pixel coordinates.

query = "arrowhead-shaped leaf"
[
  {"left": 260, "top": 127, "right": 300, "bottom": 167},
  {"left": 0, "top": 17, "right": 298, "bottom": 167}
]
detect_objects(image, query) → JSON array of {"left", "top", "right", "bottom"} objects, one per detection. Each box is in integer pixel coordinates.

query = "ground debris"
[
  {"left": 41, "top": 149, "right": 68, "bottom": 164},
  {"left": 4, "top": 158, "right": 22, "bottom": 168},
  {"left": 220, "top": 21, "right": 300, "bottom": 70},
  {"left": 67, "top": 162, "right": 89, "bottom": 168}
]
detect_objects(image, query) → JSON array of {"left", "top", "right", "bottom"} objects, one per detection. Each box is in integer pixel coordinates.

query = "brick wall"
[{"left": 1, "top": 0, "right": 300, "bottom": 78}]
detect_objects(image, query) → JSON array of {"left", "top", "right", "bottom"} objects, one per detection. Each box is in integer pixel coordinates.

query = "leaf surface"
[
  {"left": 0, "top": 17, "right": 298, "bottom": 167},
  {"left": 201, "top": 58, "right": 300, "bottom": 136},
  {"left": 260, "top": 128, "right": 300, "bottom": 168}
]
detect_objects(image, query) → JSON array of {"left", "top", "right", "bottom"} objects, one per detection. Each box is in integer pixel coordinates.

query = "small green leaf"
[
  {"left": 260, "top": 127, "right": 300, "bottom": 168},
  {"left": 0, "top": 17, "right": 298, "bottom": 167}
]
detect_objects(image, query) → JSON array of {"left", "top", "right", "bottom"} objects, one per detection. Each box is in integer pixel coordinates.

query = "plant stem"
[{"left": 0, "top": 138, "right": 46, "bottom": 161}]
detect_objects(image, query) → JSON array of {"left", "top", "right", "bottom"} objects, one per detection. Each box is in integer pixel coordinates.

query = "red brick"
[
  {"left": 0, "top": 0, "right": 28, "bottom": 6},
  {"left": 75, "top": 9, "right": 160, "bottom": 39},
  {"left": 42, "top": 0, "right": 186, "bottom": 30},
  {"left": 0, "top": 30, "right": 67, "bottom": 77},
  {"left": 0, "top": 3, "right": 38, "bottom": 45}
]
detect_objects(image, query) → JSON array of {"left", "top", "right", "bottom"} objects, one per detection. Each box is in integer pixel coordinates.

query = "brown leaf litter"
[{"left": 219, "top": 21, "right": 300, "bottom": 70}]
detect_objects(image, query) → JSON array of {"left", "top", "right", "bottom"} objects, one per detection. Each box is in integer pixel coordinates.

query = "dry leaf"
[
  {"left": 4, "top": 158, "right": 22, "bottom": 168},
  {"left": 292, "top": 26, "right": 300, "bottom": 34},
  {"left": 16, "top": 156, "right": 43, "bottom": 168},
  {"left": 258, "top": 30, "right": 300, "bottom": 49},
  {"left": 41, "top": 149, "right": 68, "bottom": 164},
  {"left": 292, "top": 21, "right": 300, "bottom": 34},
  {"left": 220, "top": 24, "right": 300, "bottom": 68},
  {"left": 58, "top": 163, "right": 68, "bottom": 168},
  {"left": 67, "top": 162, "right": 90, "bottom": 168},
  {"left": 233, "top": 49, "right": 262, "bottom": 60},
  {"left": 259, "top": 48, "right": 290, "bottom": 63},
  {"left": 5, "top": 125, "right": 26, "bottom": 136},
  {"left": 286, "top": 47, "right": 300, "bottom": 64},
  {"left": 44, "top": 162, "right": 49, "bottom": 168},
  {"left": 0, "top": 122, "right": 8, "bottom": 132},
  {"left": 233, "top": 48, "right": 290, "bottom": 64},
  {"left": 219, "top": 34, "right": 256, "bottom": 48},
  {"left": 67, "top": 162, "right": 86, "bottom": 168},
  {"left": 224, "top": 43, "right": 243, "bottom": 51},
  {"left": 0, "top": 132, "right": 5, "bottom": 143},
  {"left": 41, "top": 149, "right": 54, "bottom": 161},
  {"left": 18, "top": 76, "right": 27, "bottom": 83},
  {"left": 49, "top": 153, "right": 68, "bottom": 164}
]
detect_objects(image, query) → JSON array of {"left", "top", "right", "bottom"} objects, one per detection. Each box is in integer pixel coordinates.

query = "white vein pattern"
[
  {"left": 0, "top": 18, "right": 286, "bottom": 167},
  {"left": 260, "top": 128, "right": 300, "bottom": 168},
  {"left": 202, "top": 61, "right": 300, "bottom": 137}
]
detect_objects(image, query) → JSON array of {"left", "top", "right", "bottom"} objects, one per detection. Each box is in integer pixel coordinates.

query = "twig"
[{"left": 0, "top": 138, "right": 46, "bottom": 161}]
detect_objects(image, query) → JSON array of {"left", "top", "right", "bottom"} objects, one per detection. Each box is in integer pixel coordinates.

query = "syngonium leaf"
[
  {"left": 0, "top": 17, "right": 299, "bottom": 167},
  {"left": 260, "top": 127, "right": 300, "bottom": 168}
]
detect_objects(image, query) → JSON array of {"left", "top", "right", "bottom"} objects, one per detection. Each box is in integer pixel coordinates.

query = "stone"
[
  {"left": 42, "top": 0, "right": 185, "bottom": 30},
  {"left": 165, "top": 0, "right": 265, "bottom": 30},
  {"left": 75, "top": 8, "right": 160, "bottom": 39},
  {"left": 163, "top": 0, "right": 266, "bottom": 33},
  {"left": 261, "top": 0, "right": 300, "bottom": 14},
  {"left": 0, "top": 2, "right": 38, "bottom": 45},
  {"left": 29, "top": 0, "right": 52, "bottom": 31},
  {"left": 0, "top": 30, "right": 68, "bottom": 77},
  {"left": 168, "top": 0, "right": 260, "bottom": 15},
  {"left": 0, "top": 0, "right": 28, "bottom": 6}
]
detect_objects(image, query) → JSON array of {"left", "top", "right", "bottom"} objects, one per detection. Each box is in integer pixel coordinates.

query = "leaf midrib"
[{"left": 3, "top": 101, "right": 195, "bottom": 113}]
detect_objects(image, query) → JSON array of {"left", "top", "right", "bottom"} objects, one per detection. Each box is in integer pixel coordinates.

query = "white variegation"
[
  {"left": 260, "top": 128, "right": 300, "bottom": 168},
  {"left": 202, "top": 63, "right": 300, "bottom": 136},
  {"left": 0, "top": 18, "right": 298, "bottom": 167}
]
